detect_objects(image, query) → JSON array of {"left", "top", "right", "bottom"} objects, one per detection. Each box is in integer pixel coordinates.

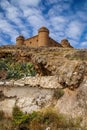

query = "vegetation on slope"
[
  {"left": 0, "top": 106, "right": 85, "bottom": 130},
  {"left": 0, "top": 57, "right": 36, "bottom": 80}
]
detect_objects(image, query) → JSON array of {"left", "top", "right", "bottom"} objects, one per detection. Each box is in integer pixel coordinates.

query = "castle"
[{"left": 16, "top": 26, "right": 73, "bottom": 48}]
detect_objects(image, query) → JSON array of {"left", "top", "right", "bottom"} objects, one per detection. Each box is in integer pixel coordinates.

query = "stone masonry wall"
[{"left": 24, "top": 35, "right": 38, "bottom": 47}]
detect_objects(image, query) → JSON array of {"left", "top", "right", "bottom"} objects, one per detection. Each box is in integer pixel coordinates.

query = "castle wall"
[
  {"left": 23, "top": 36, "right": 62, "bottom": 47},
  {"left": 49, "top": 38, "right": 62, "bottom": 47},
  {"left": 24, "top": 35, "right": 38, "bottom": 47}
]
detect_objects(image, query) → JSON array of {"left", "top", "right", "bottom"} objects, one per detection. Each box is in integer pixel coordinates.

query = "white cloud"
[
  {"left": 0, "top": 37, "right": 7, "bottom": 46},
  {"left": 26, "top": 11, "right": 48, "bottom": 35},
  {"left": 13, "top": 0, "right": 40, "bottom": 7},
  {"left": 45, "top": 0, "right": 58, "bottom": 4},
  {"left": 28, "top": 15, "right": 47, "bottom": 28},
  {"left": 1, "top": 0, "right": 23, "bottom": 26},
  {"left": 80, "top": 41, "right": 87, "bottom": 48},
  {"left": 49, "top": 30, "right": 65, "bottom": 43},
  {"left": 48, "top": 5, "right": 63, "bottom": 16},
  {"left": 76, "top": 10, "right": 87, "bottom": 22},
  {"left": 11, "top": 0, "right": 41, "bottom": 10},
  {"left": 69, "top": 39, "right": 78, "bottom": 47},
  {"left": 0, "top": 19, "right": 19, "bottom": 42},
  {"left": 0, "top": 0, "right": 10, "bottom": 8},
  {"left": 48, "top": 0, "right": 73, "bottom": 16},
  {"left": 46, "top": 0, "right": 73, "bottom": 5},
  {"left": 0, "top": 0, "right": 46, "bottom": 43},
  {"left": 49, "top": 16, "right": 68, "bottom": 31},
  {"left": 23, "top": 7, "right": 40, "bottom": 17},
  {"left": 66, "top": 21, "right": 84, "bottom": 40},
  {"left": 0, "top": 0, "right": 87, "bottom": 48},
  {"left": 0, "top": 0, "right": 32, "bottom": 41}
]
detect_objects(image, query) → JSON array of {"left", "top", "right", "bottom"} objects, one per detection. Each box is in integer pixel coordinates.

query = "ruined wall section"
[{"left": 24, "top": 35, "right": 38, "bottom": 47}]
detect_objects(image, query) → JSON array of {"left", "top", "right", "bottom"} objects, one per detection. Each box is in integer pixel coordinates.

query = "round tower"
[
  {"left": 16, "top": 35, "right": 25, "bottom": 46},
  {"left": 61, "top": 39, "right": 71, "bottom": 48},
  {"left": 38, "top": 27, "right": 49, "bottom": 47}
]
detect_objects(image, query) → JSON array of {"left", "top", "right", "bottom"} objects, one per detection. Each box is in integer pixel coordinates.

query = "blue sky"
[{"left": 0, "top": 0, "right": 87, "bottom": 48}]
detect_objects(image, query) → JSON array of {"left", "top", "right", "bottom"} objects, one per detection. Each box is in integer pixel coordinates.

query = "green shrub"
[
  {"left": 0, "top": 59, "right": 7, "bottom": 70},
  {"left": 53, "top": 88, "right": 64, "bottom": 99},
  {"left": 0, "top": 103, "right": 85, "bottom": 129},
  {"left": 28, "top": 111, "right": 42, "bottom": 121},
  {"left": 12, "top": 106, "right": 42, "bottom": 125},
  {"left": 0, "top": 58, "right": 36, "bottom": 79},
  {"left": 12, "top": 106, "right": 29, "bottom": 125},
  {"left": 42, "top": 108, "right": 63, "bottom": 125},
  {"left": 6, "top": 62, "right": 36, "bottom": 79},
  {"left": 12, "top": 106, "right": 83, "bottom": 130}
]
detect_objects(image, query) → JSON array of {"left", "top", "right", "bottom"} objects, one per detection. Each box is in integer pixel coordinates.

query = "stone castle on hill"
[{"left": 16, "top": 26, "right": 73, "bottom": 48}]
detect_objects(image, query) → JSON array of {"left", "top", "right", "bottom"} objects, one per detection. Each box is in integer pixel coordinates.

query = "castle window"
[
  {"left": 37, "top": 39, "right": 38, "bottom": 42},
  {"left": 30, "top": 42, "right": 32, "bottom": 44}
]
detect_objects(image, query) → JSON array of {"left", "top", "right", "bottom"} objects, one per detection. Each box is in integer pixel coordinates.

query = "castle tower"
[
  {"left": 38, "top": 27, "right": 49, "bottom": 47},
  {"left": 16, "top": 35, "right": 25, "bottom": 46},
  {"left": 61, "top": 39, "right": 73, "bottom": 48}
]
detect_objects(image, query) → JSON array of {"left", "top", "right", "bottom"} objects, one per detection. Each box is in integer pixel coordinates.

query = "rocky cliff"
[{"left": 0, "top": 46, "right": 87, "bottom": 128}]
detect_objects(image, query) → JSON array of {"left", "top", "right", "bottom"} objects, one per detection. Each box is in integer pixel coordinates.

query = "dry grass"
[
  {"left": 12, "top": 106, "right": 84, "bottom": 130},
  {"left": 0, "top": 107, "right": 86, "bottom": 130}
]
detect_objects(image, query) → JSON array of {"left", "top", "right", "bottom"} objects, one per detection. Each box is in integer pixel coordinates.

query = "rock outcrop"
[{"left": 0, "top": 46, "right": 87, "bottom": 127}]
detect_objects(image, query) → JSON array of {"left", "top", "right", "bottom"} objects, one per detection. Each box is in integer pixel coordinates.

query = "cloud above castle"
[{"left": 0, "top": 0, "right": 87, "bottom": 48}]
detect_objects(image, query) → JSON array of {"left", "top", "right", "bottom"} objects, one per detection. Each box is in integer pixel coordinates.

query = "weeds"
[
  {"left": 0, "top": 106, "right": 85, "bottom": 130},
  {"left": 12, "top": 106, "right": 29, "bottom": 125},
  {"left": 12, "top": 106, "right": 83, "bottom": 130},
  {"left": 53, "top": 88, "right": 64, "bottom": 99}
]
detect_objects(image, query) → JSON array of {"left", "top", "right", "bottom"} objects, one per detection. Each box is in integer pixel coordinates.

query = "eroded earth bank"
[{"left": 0, "top": 46, "right": 87, "bottom": 129}]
